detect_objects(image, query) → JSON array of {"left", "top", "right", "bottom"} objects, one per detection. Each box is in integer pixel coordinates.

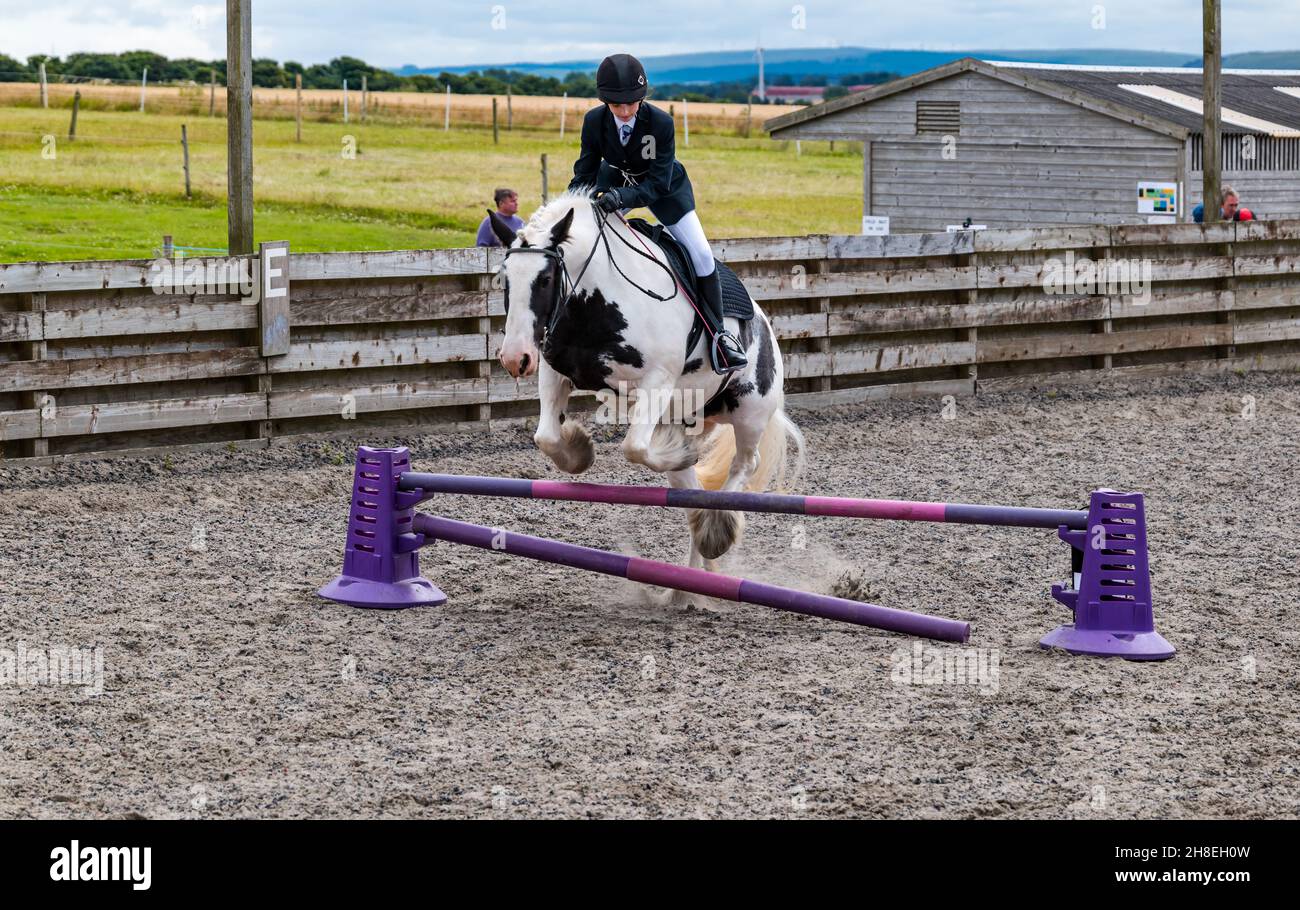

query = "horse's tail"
[{"left": 695, "top": 406, "right": 806, "bottom": 493}]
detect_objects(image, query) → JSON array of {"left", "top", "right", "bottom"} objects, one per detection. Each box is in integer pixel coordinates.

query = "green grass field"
[{"left": 0, "top": 106, "right": 864, "bottom": 262}]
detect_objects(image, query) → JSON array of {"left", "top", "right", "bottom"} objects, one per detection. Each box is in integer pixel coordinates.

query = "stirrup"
[{"left": 709, "top": 332, "right": 748, "bottom": 375}]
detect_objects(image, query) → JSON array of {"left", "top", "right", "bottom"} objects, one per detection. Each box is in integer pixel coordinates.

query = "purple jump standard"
[{"left": 399, "top": 472, "right": 1089, "bottom": 530}]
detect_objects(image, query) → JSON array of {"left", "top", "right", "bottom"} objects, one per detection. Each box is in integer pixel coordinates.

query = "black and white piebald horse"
[{"left": 490, "top": 191, "right": 805, "bottom": 575}]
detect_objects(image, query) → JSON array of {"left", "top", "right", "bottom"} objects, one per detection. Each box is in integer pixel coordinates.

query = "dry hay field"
[
  {"left": 1, "top": 371, "right": 1296, "bottom": 819},
  {"left": 0, "top": 81, "right": 790, "bottom": 131}
]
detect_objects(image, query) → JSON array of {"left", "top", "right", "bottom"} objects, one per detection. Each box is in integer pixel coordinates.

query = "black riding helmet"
[{"left": 596, "top": 54, "right": 648, "bottom": 104}]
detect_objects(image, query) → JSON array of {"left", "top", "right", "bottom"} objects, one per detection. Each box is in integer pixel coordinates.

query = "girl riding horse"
[{"left": 567, "top": 53, "right": 748, "bottom": 375}]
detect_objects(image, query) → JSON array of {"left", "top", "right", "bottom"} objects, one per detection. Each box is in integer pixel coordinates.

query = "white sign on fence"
[{"left": 862, "top": 215, "right": 890, "bottom": 236}]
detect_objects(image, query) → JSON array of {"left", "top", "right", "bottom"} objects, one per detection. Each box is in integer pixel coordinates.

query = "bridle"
[
  {"left": 502, "top": 201, "right": 739, "bottom": 403},
  {"left": 502, "top": 204, "right": 679, "bottom": 349}
]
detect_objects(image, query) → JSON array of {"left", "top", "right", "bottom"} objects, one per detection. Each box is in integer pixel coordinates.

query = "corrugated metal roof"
[
  {"left": 990, "top": 62, "right": 1300, "bottom": 135},
  {"left": 1115, "top": 84, "right": 1300, "bottom": 137}
]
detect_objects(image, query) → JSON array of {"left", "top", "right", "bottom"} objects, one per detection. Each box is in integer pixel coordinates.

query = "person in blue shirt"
[
  {"left": 1193, "top": 185, "right": 1255, "bottom": 223},
  {"left": 477, "top": 188, "right": 525, "bottom": 247}
]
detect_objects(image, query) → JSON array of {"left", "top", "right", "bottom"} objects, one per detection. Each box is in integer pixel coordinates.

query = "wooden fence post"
[
  {"left": 342, "top": 78, "right": 349, "bottom": 123},
  {"left": 295, "top": 73, "right": 302, "bottom": 142},
  {"left": 444, "top": 84, "right": 451, "bottom": 131},
  {"left": 1202, "top": 0, "right": 1222, "bottom": 222},
  {"left": 38, "top": 62, "right": 47, "bottom": 108},
  {"left": 68, "top": 91, "right": 80, "bottom": 141},
  {"left": 20, "top": 293, "right": 49, "bottom": 458},
  {"left": 541, "top": 153, "right": 548, "bottom": 204},
  {"left": 507, "top": 85, "right": 512, "bottom": 130},
  {"left": 361, "top": 74, "right": 368, "bottom": 122},
  {"left": 560, "top": 91, "right": 567, "bottom": 138},
  {"left": 226, "top": 0, "right": 254, "bottom": 255},
  {"left": 493, "top": 97, "right": 499, "bottom": 144},
  {"left": 181, "top": 125, "right": 192, "bottom": 199},
  {"left": 209, "top": 69, "right": 217, "bottom": 116},
  {"left": 140, "top": 67, "right": 148, "bottom": 112}
]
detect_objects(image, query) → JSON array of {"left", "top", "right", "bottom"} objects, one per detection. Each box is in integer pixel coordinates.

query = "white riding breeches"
[{"left": 664, "top": 210, "right": 716, "bottom": 278}]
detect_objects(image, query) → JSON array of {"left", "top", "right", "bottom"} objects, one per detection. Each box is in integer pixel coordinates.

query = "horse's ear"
[
  {"left": 549, "top": 207, "right": 576, "bottom": 248},
  {"left": 488, "top": 209, "right": 517, "bottom": 246}
]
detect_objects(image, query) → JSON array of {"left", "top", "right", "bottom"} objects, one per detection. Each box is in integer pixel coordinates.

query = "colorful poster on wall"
[{"left": 1137, "top": 181, "right": 1180, "bottom": 215}]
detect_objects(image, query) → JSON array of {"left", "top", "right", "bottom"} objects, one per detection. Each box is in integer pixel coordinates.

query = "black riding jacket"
[{"left": 567, "top": 101, "right": 696, "bottom": 225}]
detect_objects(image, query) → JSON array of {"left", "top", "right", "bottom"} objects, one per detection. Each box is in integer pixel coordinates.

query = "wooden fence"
[{"left": 2, "top": 219, "right": 1299, "bottom": 460}]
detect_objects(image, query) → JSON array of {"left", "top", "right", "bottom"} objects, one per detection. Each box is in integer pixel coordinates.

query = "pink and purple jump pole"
[
  {"left": 412, "top": 513, "right": 970, "bottom": 642},
  {"left": 317, "top": 447, "right": 968, "bottom": 642},
  {"left": 399, "top": 472, "right": 1089, "bottom": 530}
]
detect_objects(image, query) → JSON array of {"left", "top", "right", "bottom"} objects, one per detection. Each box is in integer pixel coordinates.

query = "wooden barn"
[{"left": 764, "top": 57, "right": 1300, "bottom": 232}]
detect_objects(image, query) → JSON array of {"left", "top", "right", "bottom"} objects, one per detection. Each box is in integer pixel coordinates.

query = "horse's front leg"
[
  {"left": 533, "top": 360, "right": 595, "bottom": 474},
  {"left": 621, "top": 368, "right": 696, "bottom": 473}
]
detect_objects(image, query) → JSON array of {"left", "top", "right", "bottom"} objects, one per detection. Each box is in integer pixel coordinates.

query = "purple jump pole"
[
  {"left": 399, "top": 472, "right": 1088, "bottom": 530},
  {"left": 411, "top": 514, "right": 971, "bottom": 643}
]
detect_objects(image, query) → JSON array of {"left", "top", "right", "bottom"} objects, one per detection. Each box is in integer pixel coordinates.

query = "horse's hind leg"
[
  {"left": 533, "top": 360, "right": 594, "bottom": 474},
  {"left": 634, "top": 463, "right": 707, "bottom": 608},
  {"left": 666, "top": 464, "right": 708, "bottom": 572},
  {"left": 690, "top": 411, "right": 768, "bottom": 561}
]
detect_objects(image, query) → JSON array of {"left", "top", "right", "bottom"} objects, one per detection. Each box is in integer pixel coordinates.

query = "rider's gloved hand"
[{"left": 596, "top": 189, "right": 623, "bottom": 213}]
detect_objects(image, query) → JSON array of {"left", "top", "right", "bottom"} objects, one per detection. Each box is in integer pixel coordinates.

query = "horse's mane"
[{"left": 520, "top": 190, "right": 595, "bottom": 241}]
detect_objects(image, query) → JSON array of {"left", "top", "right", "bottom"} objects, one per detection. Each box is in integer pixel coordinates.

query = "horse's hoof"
[
  {"left": 640, "top": 423, "right": 701, "bottom": 472},
  {"left": 642, "top": 449, "right": 699, "bottom": 473},
  {"left": 548, "top": 422, "right": 595, "bottom": 474},
  {"left": 689, "top": 508, "right": 744, "bottom": 561}
]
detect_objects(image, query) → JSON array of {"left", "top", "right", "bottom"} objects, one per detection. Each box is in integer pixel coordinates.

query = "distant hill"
[
  {"left": 395, "top": 46, "right": 1300, "bottom": 84},
  {"left": 1220, "top": 51, "right": 1300, "bottom": 69}
]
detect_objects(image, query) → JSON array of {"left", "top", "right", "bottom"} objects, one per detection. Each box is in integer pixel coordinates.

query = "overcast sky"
[{"left": 3, "top": 1, "right": 1296, "bottom": 67}]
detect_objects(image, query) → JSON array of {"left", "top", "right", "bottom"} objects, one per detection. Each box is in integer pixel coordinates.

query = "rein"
[
  {"left": 503, "top": 204, "right": 679, "bottom": 345},
  {"left": 503, "top": 201, "right": 737, "bottom": 402}
]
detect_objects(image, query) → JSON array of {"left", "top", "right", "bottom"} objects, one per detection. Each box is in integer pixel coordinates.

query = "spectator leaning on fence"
[
  {"left": 477, "top": 188, "right": 525, "bottom": 247},
  {"left": 1193, "top": 185, "right": 1255, "bottom": 223}
]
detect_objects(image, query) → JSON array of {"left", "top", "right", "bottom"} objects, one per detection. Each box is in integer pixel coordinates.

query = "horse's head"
[{"left": 494, "top": 194, "right": 588, "bottom": 378}]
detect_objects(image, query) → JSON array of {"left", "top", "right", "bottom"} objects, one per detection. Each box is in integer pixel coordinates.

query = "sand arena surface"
[{"left": 1, "top": 372, "right": 1296, "bottom": 818}]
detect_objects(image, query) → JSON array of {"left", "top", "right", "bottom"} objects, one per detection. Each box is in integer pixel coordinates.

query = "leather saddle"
[{"left": 624, "top": 218, "right": 755, "bottom": 359}]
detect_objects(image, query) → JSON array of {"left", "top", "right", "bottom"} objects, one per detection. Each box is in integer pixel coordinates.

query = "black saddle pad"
[{"left": 716, "top": 261, "right": 753, "bottom": 321}]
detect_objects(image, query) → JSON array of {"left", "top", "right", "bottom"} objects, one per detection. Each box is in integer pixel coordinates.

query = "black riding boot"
[{"left": 698, "top": 270, "right": 748, "bottom": 374}]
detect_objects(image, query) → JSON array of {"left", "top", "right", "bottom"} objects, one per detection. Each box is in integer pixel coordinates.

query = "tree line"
[
  {"left": 0, "top": 50, "right": 898, "bottom": 103},
  {"left": 0, "top": 51, "right": 602, "bottom": 96}
]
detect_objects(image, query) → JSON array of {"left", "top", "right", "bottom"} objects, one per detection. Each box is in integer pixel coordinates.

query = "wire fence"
[{"left": 0, "top": 77, "right": 798, "bottom": 137}]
